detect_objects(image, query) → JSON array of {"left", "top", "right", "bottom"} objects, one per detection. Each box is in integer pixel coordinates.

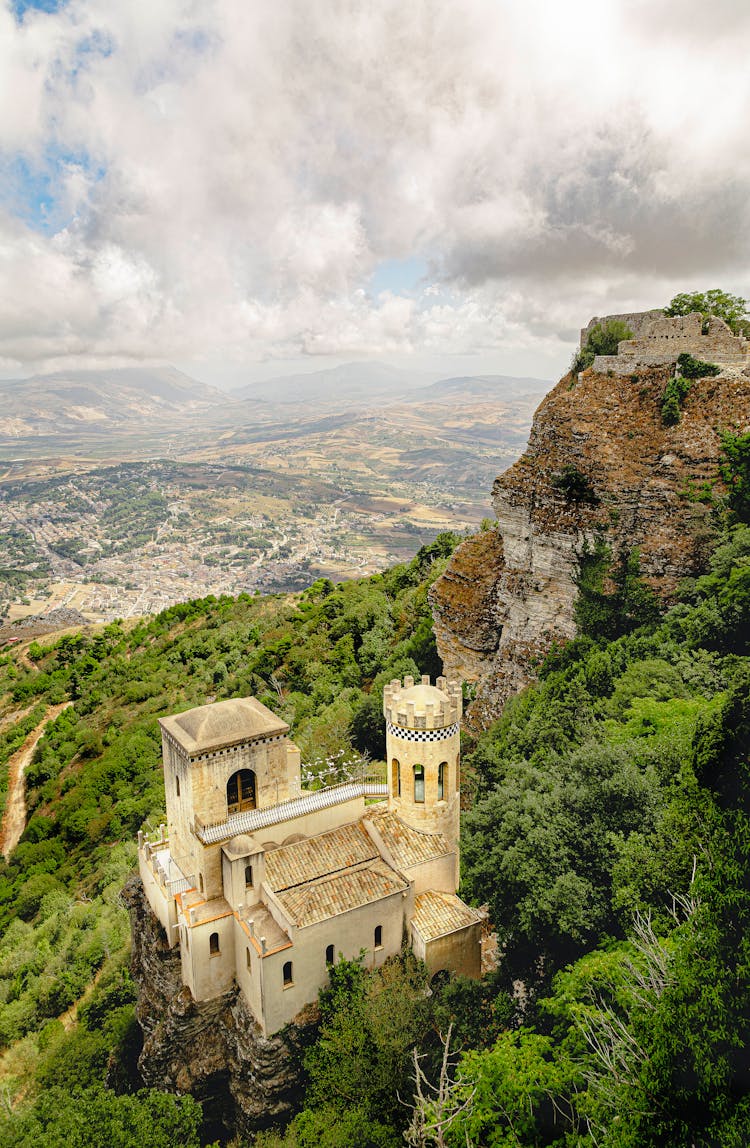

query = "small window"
[
  {"left": 246, "top": 948, "right": 252, "bottom": 971},
  {"left": 325, "top": 944, "right": 335, "bottom": 965},
  {"left": 175, "top": 775, "right": 180, "bottom": 797},
  {"left": 438, "top": 761, "right": 447, "bottom": 800},
  {"left": 374, "top": 925, "right": 383, "bottom": 950},
  {"left": 392, "top": 758, "right": 401, "bottom": 797},
  {"left": 456, "top": 753, "right": 461, "bottom": 791},
  {"left": 283, "top": 960, "right": 293, "bottom": 987},
  {"left": 209, "top": 931, "right": 220, "bottom": 956},
  {"left": 245, "top": 864, "right": 253, "bottom": 889},
  {"left": 414, "top": 764, "right": 425, "bottom": 803},
  {"left": 199, "top": 873, "right": 204, "bottom": 895}
]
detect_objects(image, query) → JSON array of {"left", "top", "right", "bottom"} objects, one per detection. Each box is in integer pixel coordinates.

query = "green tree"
[
  {"left": 664, "top": 289, "right": 749, "bottom": 334},
  {"left": 572, "top": 319, "right": 633, "bottom": 373},
  {"left": 718, "top": 430, "right": 750, "bottom": 524}
]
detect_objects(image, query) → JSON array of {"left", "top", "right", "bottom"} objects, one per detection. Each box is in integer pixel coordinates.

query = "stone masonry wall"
[{"left": 590, "top": 312, "right": 750, "bottom": 374}]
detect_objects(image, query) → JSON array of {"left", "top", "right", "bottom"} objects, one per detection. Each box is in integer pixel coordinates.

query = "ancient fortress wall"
[
  {"left": 580, "top": 309, "right": 664, "bottom": 348},
  {"left": 588, "top": 311, "right": 750, "bottom": 376}
]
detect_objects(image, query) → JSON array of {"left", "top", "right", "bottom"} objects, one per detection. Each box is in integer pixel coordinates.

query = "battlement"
[{"left": 383, "top": 674, "right": 462, "bottom": 730}]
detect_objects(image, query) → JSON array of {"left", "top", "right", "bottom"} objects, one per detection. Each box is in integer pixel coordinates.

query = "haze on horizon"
[{"left": 1, "top": 0, "right": 749, "bottom": 391}]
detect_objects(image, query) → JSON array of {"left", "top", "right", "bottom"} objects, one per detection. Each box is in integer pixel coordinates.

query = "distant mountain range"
[{"left": 0, "top": 362, "right": 552, "bottom": 448}]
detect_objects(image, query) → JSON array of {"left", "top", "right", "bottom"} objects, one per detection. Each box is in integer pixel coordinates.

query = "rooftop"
[
  {"left": 412, "top": 890, "right": 481, "bottom": 941},
  {"left": 366, "top": 809, "right": 450, "bottom": 869},
  {"left": 276, "top": 859, "right": 408, "bottom": 928},
  {"left": 264, "top": 821, "right": 378, "bottom": 891},
  {"left": 159, "top": 696, "right": 289, "bottom": 755}
]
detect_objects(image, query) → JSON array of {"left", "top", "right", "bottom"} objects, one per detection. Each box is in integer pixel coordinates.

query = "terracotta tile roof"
[
  {"left": 366, "top": 809, "right": 450, "bottom": 869},
  {"left": 264, "top": 822, "right": 378, "bottom": 892},
  {"left": 276, "top": 860, "right": 408, "bottom": 927},
  {"left": 412, "top": 891, "right": 481, "bottom": 941}
]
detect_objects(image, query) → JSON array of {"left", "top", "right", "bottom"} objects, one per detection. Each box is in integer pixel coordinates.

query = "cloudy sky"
[{"left": 1, "top": 0, "right": 749, "bottom": 387}]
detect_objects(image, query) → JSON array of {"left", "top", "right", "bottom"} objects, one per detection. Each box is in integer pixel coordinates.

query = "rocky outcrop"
[
  {"left": 122, "top": 877, "right": 316, "bottom": 1139},
  {"left": 431, "top": 362, "right": 750, "bottom": 729}
]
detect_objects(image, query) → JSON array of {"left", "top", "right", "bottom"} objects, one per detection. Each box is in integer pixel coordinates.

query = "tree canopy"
[{"left": 665, "top": 288, "right": 749, "bottom": 334}]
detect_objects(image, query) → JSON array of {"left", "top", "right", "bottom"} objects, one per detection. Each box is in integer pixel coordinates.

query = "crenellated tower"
[{"left": 383, "top": 674, "right": 462, "bottom": 880}]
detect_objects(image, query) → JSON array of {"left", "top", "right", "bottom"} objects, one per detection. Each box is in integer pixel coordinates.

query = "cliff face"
[
  {"left": 122, "top": 877, "right": 315, "bottom": 1139},
  {"left": 431, "top": 363, "right": 750, "bottom": 729}
]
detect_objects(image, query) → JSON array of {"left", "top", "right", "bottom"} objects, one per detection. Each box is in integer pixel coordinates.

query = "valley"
[{"left": 0, "top": 366, "right": 548, "bottom": 629}]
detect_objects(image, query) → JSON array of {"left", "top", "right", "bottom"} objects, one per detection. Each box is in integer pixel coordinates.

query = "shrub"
[{"left": 676, "top": 352, "right": 720, "bottom": 379}]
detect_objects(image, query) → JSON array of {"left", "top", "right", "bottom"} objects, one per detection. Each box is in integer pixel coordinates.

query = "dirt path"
[{"left": 0, "top": 703, "right": 71, "bottom": 860}]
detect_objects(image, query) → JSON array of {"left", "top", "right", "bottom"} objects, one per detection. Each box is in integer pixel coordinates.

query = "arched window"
[
  {"left": 209, "top": 931, "right": 220, "bottom": 955},
  {"left": 245, "top": 864, "right": 253, "bottom": 888},
  {"left": 456, "top": 753, "right": 461, "bottom": 791},
  {"left": 374, "top": 925, "right": 383, "bottom": 949},
  {"left": 414, "top": 764, "right": 425, "bottom": 803},
  {"left": 175, "top": 775, "right": 181, "bottom": 797},
  {"left": 227, "top": 769, "right": 257, "bottom": 815},
  {"left": 438, "top": 761, "right": 447, "bottom": 800},
  {"left": 392, "top": 758, "right": 401, "bottom": 797},
  {"left": 199, "top": 873, "right": 204, "bottom": 895},
  {"left": 283, "top": 960, "right": 293, "bottom": 986},
  {"left": 325, "top": 944, "right": 335, "bottom": 965},
  {"left": 246, "top": 948, "right": 252, "bottom": 971}
]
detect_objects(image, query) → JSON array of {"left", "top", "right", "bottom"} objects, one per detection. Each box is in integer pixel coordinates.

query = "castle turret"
[{"left": 383, "top": 675, "right": 462, "bottom": 878}]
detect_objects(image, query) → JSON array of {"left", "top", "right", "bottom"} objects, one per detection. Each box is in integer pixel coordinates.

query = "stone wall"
[
  {"left": 580, "top": 309, "right": 664, "bottom": 348},
  {"left": 588, "top": 312, "right": 750, "bottom": 374}
]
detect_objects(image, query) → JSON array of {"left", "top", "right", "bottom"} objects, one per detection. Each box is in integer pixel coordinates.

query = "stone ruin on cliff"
[{"left": 581, "top": 309, "right": 750, "bottom": 376}]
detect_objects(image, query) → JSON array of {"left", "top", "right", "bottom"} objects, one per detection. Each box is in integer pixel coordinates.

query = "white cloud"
[{"left": 0, "top": 0, "right": 748, "bottom": 379}]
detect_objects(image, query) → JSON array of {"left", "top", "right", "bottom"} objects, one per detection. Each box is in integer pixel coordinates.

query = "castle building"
[{"left": 138, "top": 675, "right": 482, "bottom": 1036}]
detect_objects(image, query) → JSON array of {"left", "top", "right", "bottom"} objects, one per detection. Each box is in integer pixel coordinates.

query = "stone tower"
[
  {"left": 383, "top": 675, "right": 462, "bottom": 874},
  {"left": 158, "top": 697, "right": 301, "bottom": 900}
]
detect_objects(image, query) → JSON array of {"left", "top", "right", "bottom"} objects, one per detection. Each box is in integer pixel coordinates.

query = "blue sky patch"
[
  {"left": 0, "top": 148, "right": 104, "bottom": 235},
  {"left": 11, "top": 0, "right": 67, "bottom": 20},
  {"left": 369, "top": 256, "right": 428, "bottom": 297}
]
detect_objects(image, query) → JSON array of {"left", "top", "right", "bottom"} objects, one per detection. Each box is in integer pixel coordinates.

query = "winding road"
[{"left": 0, "top": 703, "right": 71, "bottom": 860}]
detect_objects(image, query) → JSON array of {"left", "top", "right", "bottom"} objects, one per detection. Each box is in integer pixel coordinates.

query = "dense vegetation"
[{"left": 0, "top": 428, "right": 749, "bottom": 1145}]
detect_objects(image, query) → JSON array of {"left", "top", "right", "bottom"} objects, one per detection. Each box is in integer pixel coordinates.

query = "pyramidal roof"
[{"left": 159, "top": 697, "right": 288, "bottom": 755}]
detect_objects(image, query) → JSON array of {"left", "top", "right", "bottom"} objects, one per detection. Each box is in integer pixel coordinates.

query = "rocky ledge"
[
  {"left": 431, "top": 363, "right": 750, "bottom": 729},
  {"left": 122, "top": 877, "right": 315, "bottom": 1139}
]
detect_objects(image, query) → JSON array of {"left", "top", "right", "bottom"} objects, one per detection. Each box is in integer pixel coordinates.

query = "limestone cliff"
[
  {"left": 122, "top": 877, "right": 316, "bottom": 1139},
  {"left": 431, "top": 362, "right": 750, "bottom": 729}
]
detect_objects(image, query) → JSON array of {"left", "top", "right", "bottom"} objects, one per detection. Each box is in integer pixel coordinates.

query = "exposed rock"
[
  {"left": 431, "top": 363, "right": 750, "bottom": 729},
  {"left": 122, "top": 876, "right": 316, "bottom": 1138}
]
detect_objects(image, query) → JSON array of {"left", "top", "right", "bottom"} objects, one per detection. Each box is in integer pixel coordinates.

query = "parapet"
[{"left": 383, "top": 674, "right": 462, "bottom": 730}]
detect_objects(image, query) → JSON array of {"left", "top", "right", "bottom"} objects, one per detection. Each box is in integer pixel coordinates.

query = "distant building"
[{"left": 138, "top": 675, "right": 482, "bottom": 1036}]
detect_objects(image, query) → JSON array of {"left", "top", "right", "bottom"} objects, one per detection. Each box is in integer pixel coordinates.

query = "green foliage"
[
  {"left": 718, "top": 429, "right": 750, "bottom": 524},
  {"left": 660, "top": 376, "right": 691, "bottom": 425},
  {"left": 574, "top": 540, "right": 660, "bottom": 641},
  {"left": 572, "top": 319, "right": 633, "bottom": 373},
  {"left": 665, "top": 288, "right": 749, "bottom": 334},
  {"left": 676, "top": 351, "right": 720, "bottom": 379},
  {"left": 550, "top": 465, "right": 598, "bottom": 504}
]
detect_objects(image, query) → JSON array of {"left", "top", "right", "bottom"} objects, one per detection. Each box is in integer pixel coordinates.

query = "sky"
[{"left": 1, "top": 0, "right": 749, "bottom": 388}]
